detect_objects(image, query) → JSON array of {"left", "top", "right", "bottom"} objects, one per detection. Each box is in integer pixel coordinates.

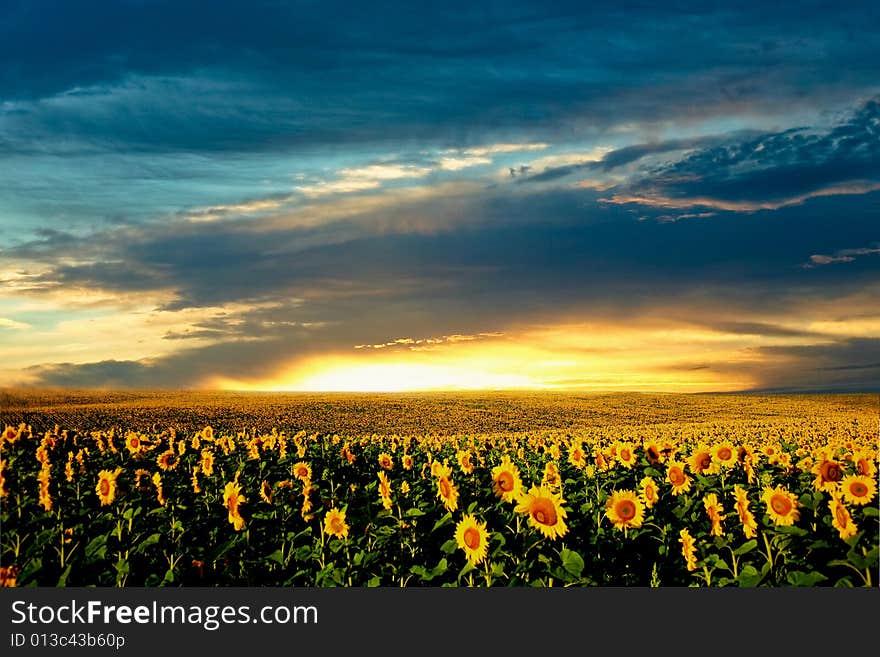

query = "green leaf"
[
  {"left": 432, "top": 513, "right": 453, "bottom": 532},
  {"left": 161, "top": 568, "right": 176, "bottom": 586},
  {"left": 773, "top": 525, "right": 808, "bottom": 537},
  {"left": 440, "top": 539, "right": 457, "bottom": 554},
  {"left": 560, "top": 549, "right": 584, "bottom": 578},
  {"left": 266, "top": 549, "right": 284, "bottom": 566},
  {"left": 733, "top": 539, "right": 758, "bottom": 556},
  {"left": 862, "top": 507, "right": 879, "bottom": 518},
  {"left": 736, "top": 564, "right": 761, "bottom": 587},
  {"left": 405, "top": 508, "right": 426, "bottom": 517},
  {"left": 366, "top": 575, "right": 381, "bottom": 587},
  {"left": 458, "top": 561, "right": 477, "bottom": 581},
  {"left": 786, "top": 571, "right": 827, "bottom": 587},
  {"left": 798, "top": 493, "right": 816, "bottom": 511},
  {"left": 132, "top": 533, "right": 161, "bottom": 555},
  {"left": 56, "top": 564, "right": 72, "bottom": 587},
  {"left": 85, "top": 534, "right": 108, "bottom": 561}
]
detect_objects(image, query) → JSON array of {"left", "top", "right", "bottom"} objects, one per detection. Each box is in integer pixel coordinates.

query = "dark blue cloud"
[
  {"left": 619, "top": 97, "right": 880, "bottom": 204},
  {"left": 3, "top": 1, "right": 879, "bottom": 153}
]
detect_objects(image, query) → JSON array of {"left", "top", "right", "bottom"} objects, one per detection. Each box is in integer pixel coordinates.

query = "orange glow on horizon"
[{"left": 211, "top": 323, "right": 772, "bottom": 393}]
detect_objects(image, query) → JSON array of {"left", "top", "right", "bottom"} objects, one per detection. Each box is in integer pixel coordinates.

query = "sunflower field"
[{"left": 1, "top": 398, "right": 877, "bottom": 587}]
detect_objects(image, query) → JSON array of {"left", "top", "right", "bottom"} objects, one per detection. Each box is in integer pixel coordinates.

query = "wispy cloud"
[{"left": 803, "top": 245, "right": 880, "bottom": 268}]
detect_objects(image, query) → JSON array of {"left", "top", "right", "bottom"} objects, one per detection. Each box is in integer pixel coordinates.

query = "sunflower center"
[
  {"left": 531, "top": 498, "right": 558, "bottom": 526},
  {"left": 331, "top": 518, "right": 344, "bottom": 533},
  {"left": 616, "top": 500, "right": 636, "bottom": 520},
  {"left": 99, "top": 479, "right": 111, "bottom": 496},
  {"left": 822, "top": 462, "right": 842, "bottom": 482},
  {"left": 835, "top": 505, "right": 849, "bottom": 526},
  {"left": 463, "top": 527, "right": 481, "bottom": 550},
  {"left": 718, "top": 448, "right": 732, "bottom": 461},
  {"left": 669, "top": 468, "right": 685, "bottom": 486},
  {"left": 621, "top": 449, "right": 631, "bottom": 461},
  {"left": 698, "top": 454, "right": 711, "bottom": 470},
  {"left": 850, "top": 482, "right": 868, "bottom": 497},
  {"left": 497, "top": 472, "right": 513, "bottom": 492},
  {"left": 770, "top": 495, "right": 791, "bottom": 515},
  {"left": 645, "top": 486, "right": 656, "bottom": 501},
  {"left": 439, "top": 478, "right": 451, "bottom": 498}
]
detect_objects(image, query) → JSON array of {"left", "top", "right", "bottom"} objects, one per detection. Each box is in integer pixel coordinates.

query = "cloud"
[
  {"left": 607, "top": 96, "right": 880, "bottom": 210},
  {"left": 803, "top": 245, "right": 880, "bottom": 268},
  {"left": 0, "top": 317, "right": 30, "bottom": 330},
  {"left": 354, "top": 332, "right": 503, "bottom": 350},
  {"left": 3, "top": 4, "right": 879, "bottom": 158}
]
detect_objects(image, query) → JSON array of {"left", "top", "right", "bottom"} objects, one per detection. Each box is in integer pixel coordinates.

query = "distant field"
[{"left": 2, "top": 389, "right": 877, "bottom": 436}]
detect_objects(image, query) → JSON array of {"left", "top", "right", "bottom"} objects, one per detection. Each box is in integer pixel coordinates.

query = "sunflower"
[
  {"left": 152, "top": 472, "right": 166, "bottom": 506},
  {"left": 839, "top": 474, "right": 876, "bottom": 506},
  {"left": 200, "top": 449, "right": 215, "bottom": 477},
  {"left": 850, "top": 447, "right": 877, "bottom": 478},
  {"left": 431, "top": 459, "right": 451, "bottom": 479},
  {"left": 605, "top": 490, "right": 645, "bottom": 532},
  {"left": 761, "top": 485, "right": 800, "bottom": 526},
  {"left": 400, "top": 480, "right": 410, "bottom": 495},
  {"left": 593, "top": 449, "right": 611, "bottom": 472},
  {"left": 378, "top": 452, "right": 394, "bottom": 471},
  {"left": 156, "top": 449, "right": 179, "bottom": 471},
  {"left": 679, "top": 529, "right": 697, "bottom": 572},
  {"left": 616, "top": 442, "right": 638, "bottom": 469},
  {"left": 37, "top": 465, "right": 52, "bottom": 512},
  {"left": 811, "top": 457, "right": 844, "bottom": 492},
  {"left": 301, "top": 483, "right": 314, "bottom": 517},
  {"left": 639, "top": 476, "right": 659, "bottom": 509},
  {"left": 733, "top": 485, "right": 757, "bottom": 539},
  {"left": 643, "top": 439, "right": 664, "bottom": 465},
  {"left": 0, "top": 459, "right": 7, "bottom": 498},
  {"left": 541, "top": 461, "right": 561, "bottom": 489},
  {"left": 124, "top": 432, "right": 144, "bottom": 455},
  {"left": 260, "top": 480, "right": 273, "bottom": 504},
  {"left": 324, "top": 507, "right": 350, "bottom": 539},
  {"left": 828, "top": 496, "right": 858, "bottom": 540},
  {"left": 454, "top": 514, "right": 490, "bottom": 565},
  {"left": 201, "top": 426, "right": 214, "bottom": 441},
  {"left": 436, "top": 475, "right": 459, "bottom": 513},
  {"left": 1, "top": 425, "right": 17, "bottom": 445},
  {"left": 702, "top": 493, "right": 725, "bottom": 537},
  {"left": 402, "top": 453, "right": 414, "bottom": 470},
  {"left": 223, "top": 477, "right": 246, "bottom": 531},
  {"left": 377, "top": 471, "right": 393, "bottom": 510},
  {"left": 95, "top": 468, "right": 122, "bottom": 506},
  {"left": 457, "top": 450, "right": 475, "bottom": 475},
  {"left": 568, "top": 442, "right": 587, "bottom": 470},
  {"left": 0, "top": 565, "right": 17, "bottom": 587},
  {"left": 293, "top": 461, "right": 312, "bottom": 483},
  {"left": 515, "top": 485, "right": 568, "bottom": 540},
  {"left": 687, "top": 445, "right": 717, "bottom": 476},
  {"left": 491, "top": 456, "right": 522, "bottom": 503},
  {"left": 666, "top": 461, "right": 692, "bottom": 496},
  {"left": 712, "top": 442, "right": 737, "bottom": 469}
]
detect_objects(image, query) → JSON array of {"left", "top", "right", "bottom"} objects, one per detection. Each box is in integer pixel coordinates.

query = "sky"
[{"left": 1, "top": 0, "right": 879, "bottom": 392}]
